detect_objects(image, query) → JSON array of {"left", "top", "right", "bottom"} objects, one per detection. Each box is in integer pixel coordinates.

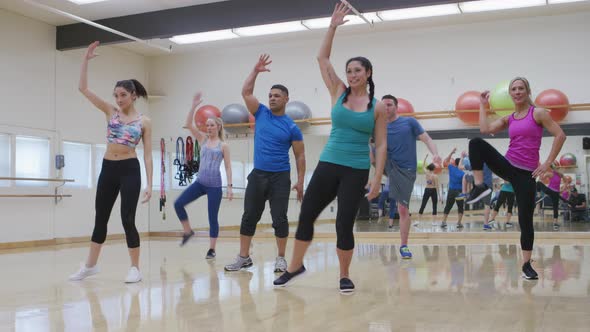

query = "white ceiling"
[
  {"left": 1, "top": 0, "right": 589, "bottom": 57},
  {"left": 0, "top": 0, "right": 227, "bottom": 26}
]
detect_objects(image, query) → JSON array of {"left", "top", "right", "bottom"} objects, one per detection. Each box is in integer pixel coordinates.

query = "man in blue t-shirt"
[
  {"left": 225, "top": 54, "right": 306, "bottom": 273},
  {"left": 382, "top": 95, "right": 441, "bottom": 259},
  {"left": 441, "top": 148, "right": 465, "bottom": 229}
]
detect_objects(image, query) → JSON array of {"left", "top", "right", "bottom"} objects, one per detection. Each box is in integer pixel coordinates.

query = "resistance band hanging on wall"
[
  {"left": 185, "top": 136, "right": 194, "bottom": 183},
  {"left": 174, "top": 137, "right": 186, "bottom": 186},
  {"left": 184, "top": 136, "right": 200, "bottom": 182},
  {"left": 159, "top": 138, "right": 166, "bottom": 220}
]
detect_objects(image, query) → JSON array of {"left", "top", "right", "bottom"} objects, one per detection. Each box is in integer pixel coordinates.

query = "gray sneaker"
[
  {"left": 274, "top": 256, "right": 288, "bottom": 273},
  {"left": 224, "top": 255, "right": 253, "bottom": 271}
]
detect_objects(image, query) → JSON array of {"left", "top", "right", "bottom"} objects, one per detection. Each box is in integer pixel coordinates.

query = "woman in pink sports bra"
[
  {"left": 69, "top": 41, "right": 153, "bottom": 284},
  {"left": 466, "top": 77, "right": 566, "bottom": 280}
]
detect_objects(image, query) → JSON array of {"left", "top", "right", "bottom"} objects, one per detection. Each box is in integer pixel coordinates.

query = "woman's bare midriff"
[{"left": 104, "top": 143, "right": 137, "bottom": 160}]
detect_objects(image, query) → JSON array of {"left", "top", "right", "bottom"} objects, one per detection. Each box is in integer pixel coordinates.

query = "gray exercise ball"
[
  {"left": 286, "top": 101, "right": 312, "bottom": 129},
  {"left": 222, "top": 103, "right": 249, "bottom": 133}
]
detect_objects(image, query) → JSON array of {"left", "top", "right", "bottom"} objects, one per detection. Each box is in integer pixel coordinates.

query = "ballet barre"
[{"left": 0, "top": 177, "right": 74, "bottom": 204}]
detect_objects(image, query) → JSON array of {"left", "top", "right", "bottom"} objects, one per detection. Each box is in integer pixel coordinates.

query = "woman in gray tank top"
[{"left": 174, "top": 93, "right": 233, "bottom": 259}]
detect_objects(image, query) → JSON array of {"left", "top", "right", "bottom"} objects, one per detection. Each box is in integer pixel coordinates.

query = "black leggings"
[
  {"left": 295, "top": 162, "right": 368, "bottom": 250},
  {"left": 469, "top": 138, "right": 536, "bottom": 251},
  {"left": 494, "top": 191, "right": 515, "bottom": 214},
  {"left": 92, "top": 159, "right": 141, "bottom": 248},
  {"left": 537, "top": 182, "right": 568, "bottom": 219},
  {"left": 419, "top": 188, "right": 438, "bottom": 215},
  {"left": 444, "top": 189, "right": 464, "bottom": 215}
]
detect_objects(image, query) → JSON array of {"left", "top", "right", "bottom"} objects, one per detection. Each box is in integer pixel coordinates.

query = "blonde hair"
[
  {"left": 207, "top": 117, "right": 225, "bottom": 141},
  {"left": 509, "top": 77, "right": 535, "bottom": 107}
]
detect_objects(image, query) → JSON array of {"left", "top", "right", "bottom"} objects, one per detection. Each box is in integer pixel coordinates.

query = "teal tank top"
[{"left": 319, "top": 92, "right": 376, "bottom": 169}]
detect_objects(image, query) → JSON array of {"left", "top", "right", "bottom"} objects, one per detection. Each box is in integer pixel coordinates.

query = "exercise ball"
[
  {"left": 489, "top": 80, "right": 515, "bottom": 118},
  {"left": 397, "top": 98, "right": 415, "bottom": 114},
  {"left": 434, "top": 163, "right": 443, "bottom": 174},
  {"left": 286, "top": 101, "right": 312, "bottom": 129},
  {"left": 221, "top": 104, "right": 249, "bottom": 133},
  {"left": 455, "top": 91, "right": 481, "bottom": 125},
  {"left": 535, "top": 89, "right": 569, "bottom": 122},
  {"left": 417, "top": 160, "right": 424, "bottom": 174},
  {"left": 559, "top": 153, "right": 577, "bottom": 167},
  {"left": 195, "top": 105, "right": 221, "bottom": 132}
]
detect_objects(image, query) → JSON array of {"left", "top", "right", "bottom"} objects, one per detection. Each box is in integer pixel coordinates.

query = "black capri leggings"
[
  {"left": 469, "top": 138, "right": 536, "bottom": 251},
  {"left": 443, "top": 189, "right": 464, "bottom": 215},
  {"left": 419, "top": 188, "right": 438, "bottom": 215},
  {"left": 295, "top": 161, "right": 369, "bottom": 250},
  {"left": 537, "top": 182, "right": 567, "bottom": 219},
  {"left": 92, "top": 158, "right": 141, "bottom": 248},
  {"left": 494, "top": 191, "right": 515, "bottom": 214}
]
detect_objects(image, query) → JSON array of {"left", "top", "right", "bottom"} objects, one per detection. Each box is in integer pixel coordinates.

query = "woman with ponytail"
[
  {"left": 274, "top": 3, "right": 387, "bottom": 293},
  {"left": 466, "top": 77, "right": 566, "bottom": 280},
  {"left": 175, "top": 92, "right": 233, "bottom": 259},
  {"left": 70, "top": 41, "right": 153, "bottom": 283}
]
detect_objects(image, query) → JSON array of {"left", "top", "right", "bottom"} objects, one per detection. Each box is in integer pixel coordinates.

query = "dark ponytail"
[
  {"left": 343, "top": 56, "right": 375, "bottom": 110},
  {"left": 115, "top": 79, "right": 148, "bottom": 100},
  {"left": 342, "top": 86, "right": 352, "bottom": 106},
  {"left": 367, "top": 76, "right": 375, "bottom": 109}
]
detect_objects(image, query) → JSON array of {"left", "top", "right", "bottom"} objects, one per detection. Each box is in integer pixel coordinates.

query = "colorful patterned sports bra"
[{"left": 107, "top": 110, "right": 143, "bottom": 148}]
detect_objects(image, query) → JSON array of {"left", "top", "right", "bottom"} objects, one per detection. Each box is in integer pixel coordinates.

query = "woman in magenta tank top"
[
  {"left": 536, "top": 168, "right": 567, "bottom": 228},
  {"left": 466, "top": 77, "right": 566, "bottom": 280}
]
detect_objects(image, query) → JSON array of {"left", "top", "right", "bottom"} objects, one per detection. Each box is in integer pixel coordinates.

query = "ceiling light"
[
  {"left": 67, "top": 0, "right": 109, "bottom": 4},
  {"left": 377, "top": 4, "right": 461, "bottom": 21},
  {"left": 170, "top": 29, "right": 238, "bottom": 44},
  {"left": 233, "top": 21, "right": 308, "bottom": 37},
  {"left": 459, "top": 0, "right": 546, "bottom": 13},
  {"left": 548, "top": 0, "right": 588, "bottom": 3}
]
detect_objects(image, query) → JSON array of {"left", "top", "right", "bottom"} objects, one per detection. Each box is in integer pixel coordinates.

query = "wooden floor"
[{"left": 1, "top": 236, "right": 589, "bottom": 331}]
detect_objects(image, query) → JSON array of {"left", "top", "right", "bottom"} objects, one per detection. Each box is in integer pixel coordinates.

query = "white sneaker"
[
  {"left": 125, "top": 266, "right": 142, "bottom": 283},
  {"left": 69, "top": 263, "right": 99, "bottom": 281},
  {"left": 274, "top": 256, "right": 288, "bottom": 273}
]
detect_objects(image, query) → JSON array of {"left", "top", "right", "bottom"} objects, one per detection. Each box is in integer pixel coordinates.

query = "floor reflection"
[{"left": 1, "top": 239, "right": 589, "bottom": 331}]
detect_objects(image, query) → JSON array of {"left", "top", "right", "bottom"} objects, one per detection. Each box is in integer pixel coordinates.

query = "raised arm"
[
  {"left": 317, "top": 3, "right": 348, "bottom": 101},
  {"left": 141, "top": 117, "right": 153, "bottom": 203},
  {"left": 78, "top": 41, "right": 116, "bottom": 118},
  {"left": 422, "top": 154, "right": 429, "bottom": 173},
  {"left": 242, "top": 54, "right": 270, "bottom": 114},
  {"left": 443, "top": 147, "right": 456, "bottom": 167},
  {"left": 222, "top": 143, "right": 233, "bottom": 201},
  {"left": 479, "top": 90, "right": 509, "bottom": 135},
  {"left": 183, "top": 92, "right": 206, "bottom": 145},
  {"left": 532, "top": 109, "right": 567, "bottom": 178}
]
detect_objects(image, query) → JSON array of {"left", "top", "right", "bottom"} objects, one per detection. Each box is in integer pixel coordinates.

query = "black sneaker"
[
  {"left": 522, "top": 260, "right": 538, "bottom": 280},
  {"left": 339, "top": 278, "right": 355, "bottom": 294},
  {"left": 206, "top": 249, "right": 216, "bottom": 259},
  {"left": 466, "top": 184, "right": 492, "bottom": 204},
  {"left": 180, "top": 230, "right": 195, "bottom": 246},
  {"left": 273, "top": 265, "right": 306, "bottom": 287}
]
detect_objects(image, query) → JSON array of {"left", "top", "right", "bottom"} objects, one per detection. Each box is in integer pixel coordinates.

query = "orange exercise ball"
[
  {"left": 194, "top": 105, "right": 221, "bottom": 132},
  {"left": 455, "top": 91, "right": 481, "bottom": 125},
  {"left": 534, "top": 89, "right": 569, "bottom": 122},
  {"left": 434, "top": 163, "right": 443, "bottom": 174},
  {"left": 397, "top": 98, "right": 415, "bottom": 114}
]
